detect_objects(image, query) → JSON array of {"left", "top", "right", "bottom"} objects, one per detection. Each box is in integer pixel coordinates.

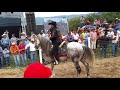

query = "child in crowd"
[
  {"left": 0, "top": 45, "right": 3, "bottom": 68},
  {"left": 3, "top": 47, "right": 11, "bottom": 66},
  {"left": 18, "top": 41, "right": 27, "bottom": 66},
  {"left": 10, "top": 42, "right": 20, "bottom": 68}
]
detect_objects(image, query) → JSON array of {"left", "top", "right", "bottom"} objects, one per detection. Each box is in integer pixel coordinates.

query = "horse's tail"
[{"left": 82, "top": 46, "right": 95, "bottom": 68}]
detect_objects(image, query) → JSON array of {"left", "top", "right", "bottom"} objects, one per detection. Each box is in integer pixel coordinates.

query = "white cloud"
[
  {"left": 35, "top": 12, "right": 94, "bottom": 17},
  {"left": 23, "top": 12, "right": 94, "bottom": 17}
]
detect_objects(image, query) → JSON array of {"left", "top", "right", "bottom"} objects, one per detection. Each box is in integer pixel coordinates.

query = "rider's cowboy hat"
[{"left": 48, "top": 21, "right": 57, "bottom": 27}]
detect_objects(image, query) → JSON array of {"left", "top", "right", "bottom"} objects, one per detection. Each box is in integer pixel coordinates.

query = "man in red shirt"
[{"left": 18, "top": 41, "right": 27, "bottom": 66}]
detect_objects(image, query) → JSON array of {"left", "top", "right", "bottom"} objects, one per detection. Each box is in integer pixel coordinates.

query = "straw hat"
[
  {"left": 21, "top": 32, "right": 26, "bottom": 34},
  {"left": 109, "top": 28, "right": 113, "bottom": 30},
  {"left": 1, "top": 34, "right": 7, "bottom": 37},
  {"left": 62, "top": 35, "right": 66, "bottom": 39}
]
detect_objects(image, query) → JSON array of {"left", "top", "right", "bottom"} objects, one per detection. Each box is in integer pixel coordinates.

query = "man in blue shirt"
[{"left": 1, "top": 34, "right": 10, "bottom": 50}]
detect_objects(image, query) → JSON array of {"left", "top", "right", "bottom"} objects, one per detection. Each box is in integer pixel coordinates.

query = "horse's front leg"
[{"left": 50, "top": 57, "right": 56, "bottom": 77}]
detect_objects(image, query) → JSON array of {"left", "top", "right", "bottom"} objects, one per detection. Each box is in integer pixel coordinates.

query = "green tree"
[{"left": 68, "top": 17, "right": 80, "bottom": 31}]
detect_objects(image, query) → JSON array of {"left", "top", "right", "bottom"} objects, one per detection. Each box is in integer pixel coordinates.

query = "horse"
[{"left": 36, "top": 35, "right": 95, "bottom": 78}]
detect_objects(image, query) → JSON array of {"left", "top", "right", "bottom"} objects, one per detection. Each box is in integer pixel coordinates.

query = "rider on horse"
[{"left": 48, "top": 21, "right": 62, "bottom": 65}]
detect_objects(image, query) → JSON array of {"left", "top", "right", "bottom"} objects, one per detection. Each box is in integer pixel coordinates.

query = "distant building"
[{"left": 0, "top": 12, "right": 26, "bottom": 39}]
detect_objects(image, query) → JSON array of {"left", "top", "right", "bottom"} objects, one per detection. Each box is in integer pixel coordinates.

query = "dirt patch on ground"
[{"left": 0, "top": 56, "right": 120, "bottom": 78}]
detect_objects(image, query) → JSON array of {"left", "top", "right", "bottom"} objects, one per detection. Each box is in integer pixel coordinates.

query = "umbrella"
[
  {"left": 115, "top": 25, "right": 120, "bottom": 30},
  {"left": 84, "top": 25, "right": 95, "bottom": 29}
]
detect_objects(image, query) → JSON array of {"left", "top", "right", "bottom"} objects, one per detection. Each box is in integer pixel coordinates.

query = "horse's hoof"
[
  {"left": 87, "top": 76, "right": 90, "bottom": 78},
  {"left": 51, "top": 73, "right": 55, "bottom": 78}
]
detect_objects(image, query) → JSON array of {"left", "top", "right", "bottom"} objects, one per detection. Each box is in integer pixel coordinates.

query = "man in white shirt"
[{"left": 25, "top": 39, "right": 37, "bottom": 64}]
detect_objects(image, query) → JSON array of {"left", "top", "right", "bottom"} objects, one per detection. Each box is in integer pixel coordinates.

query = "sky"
[{"left": 24, "top": 12, "right": 94, "bottom": 17}]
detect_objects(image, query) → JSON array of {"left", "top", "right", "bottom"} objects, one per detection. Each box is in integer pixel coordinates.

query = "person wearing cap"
[
  {"left": 21, "top": 32, "right": 27, "bottom": 41},
  {"left": 10, "top": 42, "right": 20, "bottom": 68},
  {"left": 107, "top": 28, "right": 114, "bottom": 49},
  {"left": 24, "top": 37, "right": 31, "bottom": 60},
  {"left": 4, "top": 30, "right": 9, "bottom": 39},
  {"left": 115, "top": 18, "right": 119, "bottom": 24},
  {"left": 25, "top": 38, "right": 37, "bottom": 64},
  {"left": 98, "top": 32, "right": 110, "bottom": 58},
  {"left": 18, "top": 41, "right": 27, "bottom": 66},
  {"left": 48, "top": 21, "right": 62, "bottom": 64},
  {"left": 24, "top": 62, "right": 52, "bottom": 78},
  {"left": 1, "top": 33, "right": 10, "bottom": 50},
  {"left": 3, "top": 47, "right": 11, "bottom": 67}
]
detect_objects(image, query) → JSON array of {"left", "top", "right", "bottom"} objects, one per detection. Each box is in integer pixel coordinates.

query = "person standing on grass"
[
  {"left": 10, "top": 42, "right": 20, "bottom": 68},
  {"left": 25, "top": 38, "right": 37, "bottom": 64},
  {"left": 24, "top": 37, "right": 30, "bottom": 60},
  {"left": 111, "top": 31, "right": 119, "bottom": 57},
  {"left": 3, "top": 47, "right": 11, "bottom": 66},
  {"left": 0, "top": 46, "right": 3, "bottom": 68},
  {"left": 18, "top": 41, "right": 27, "bottom": 66},
  {"left": 10, "top": 34, "right": 18, "bottom": 45},
  {"left": 1, "top": 34, "right": 10, "bottom": 50}
]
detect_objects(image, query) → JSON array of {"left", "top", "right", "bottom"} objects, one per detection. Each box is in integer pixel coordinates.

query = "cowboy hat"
[
  {"left": 24, "top": 62, "right": 52, "bottom": 78},
  {"left": 108, "top": 28, "right": 113, "bottom": 30},
  {"left": 21, "top": 32, "right": 26, "bottom": 34},
  {"left": 62, "top": 35, "right": 66, "bottom": 39},
  {"left": 1, "top": 34, "right": 7, "bottom": 37},
  {"left": 48, "top": 21, "right": 57, "bottom": 27}
]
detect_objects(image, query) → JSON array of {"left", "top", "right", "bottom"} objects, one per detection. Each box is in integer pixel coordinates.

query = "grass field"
[{"left": 0, "top": 48, "right": 120, "bottom": 78}]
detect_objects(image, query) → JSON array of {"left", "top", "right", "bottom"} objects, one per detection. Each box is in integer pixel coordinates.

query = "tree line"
[{"left": 68, "top": 12, "right": 120, "bottom": 31}]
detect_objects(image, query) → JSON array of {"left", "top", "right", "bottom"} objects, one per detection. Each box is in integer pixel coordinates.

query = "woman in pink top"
[
  {"left": 90, "top": 28, "right": 97, "bottom": 50},
  {"left": 18, "top": 41, "right": 27, "bottom": 66}
]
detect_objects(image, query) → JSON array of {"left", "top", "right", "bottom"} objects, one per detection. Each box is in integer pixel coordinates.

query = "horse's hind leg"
[
  {"left": 72, "top": 57, "right": 81, "bottom": 78},
  {"left": 82, "top": 61, "right": 90, "bottom": 78},
  {"left": 50, "top": 57, "right": 55, "bottom": 77}
]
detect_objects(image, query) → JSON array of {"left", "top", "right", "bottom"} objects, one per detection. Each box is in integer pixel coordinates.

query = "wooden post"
[{"left": 39, "top": 49, "right": 43, "bottom": 64}]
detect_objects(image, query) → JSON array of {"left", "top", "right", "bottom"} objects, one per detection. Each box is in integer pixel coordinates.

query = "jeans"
[
  {"left": 84, "top": 40, "right": 88, "bottom": 47},
  {"left": 100, "top": 45, "right": 107, "bottom": 58},
  {"left": 5, "top": 57, "right": 10, "bottom": 66},
  {"left": 0, "top": 55, "right": 3, "bottom": 67},
  {"left": 26, "top": 47, "right": 31, "bottom": 59},
  {"left": 20, "top": 53, "right": 27, "bottom": 65},
  {"left": 112, "top": 43, "right": 118, "bottom": 56},
  {"left": 30, "top": 51, "right": 36, "bottom": 64},
  {"left": 13, "top": 55, "right": 20, "bottom": 67}
]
